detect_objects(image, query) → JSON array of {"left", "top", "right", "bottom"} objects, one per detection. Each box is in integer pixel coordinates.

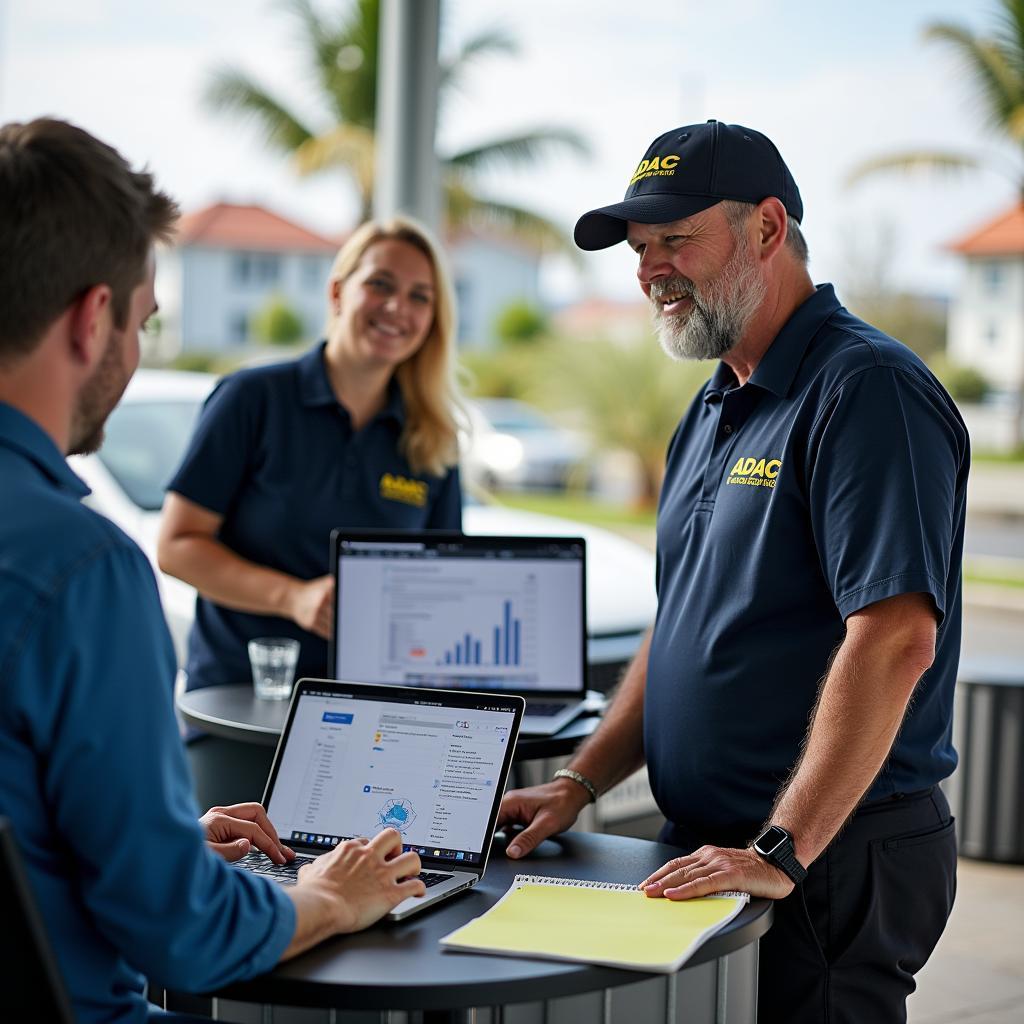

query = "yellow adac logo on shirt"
[
  {"left": 629, "top": 153, "right": 681, "bottom": 186},
  {"left": 726, "top": 456, "right": 782, "bottom": 490},
  {"left": 379, "top": 473, "right": 428, "bottom": 508}
]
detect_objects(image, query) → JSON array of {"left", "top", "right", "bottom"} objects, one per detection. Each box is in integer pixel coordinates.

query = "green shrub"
[
  {"left": 929, "top": 355, "right": 990, "bottom": 403},
  {"left": 494, "top": 300, "right": 548, "bottom": 346},
  {"left": 252, "top": 295, "right": 305, "bottom": 346}
]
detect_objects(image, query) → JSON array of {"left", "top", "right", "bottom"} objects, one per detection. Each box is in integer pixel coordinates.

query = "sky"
[{"left": 0, "top": 0, "right": 1012, "bottom": 306}]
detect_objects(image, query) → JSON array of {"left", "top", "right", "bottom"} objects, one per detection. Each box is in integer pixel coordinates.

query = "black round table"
[
  {"left": 207, "top": 831, "right": 772, "bottom": 1022},
  {"left": 177, "top": 685, "right": 604, "bottom": 809},
  {"left": 176, "top": 684, "right": 603, "bottom": 757}
]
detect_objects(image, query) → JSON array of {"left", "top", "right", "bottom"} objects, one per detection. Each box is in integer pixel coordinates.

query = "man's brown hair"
[{"left": 0, "top": 118, "right": 179, "bottom": 361}]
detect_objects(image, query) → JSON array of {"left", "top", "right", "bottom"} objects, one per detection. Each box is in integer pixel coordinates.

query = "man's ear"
[
  {"left": 755, "top": 198, "right": 788, "bottom": 262},
  {"left": 68, "top": 284, "right": 113, "bottom": 369}
]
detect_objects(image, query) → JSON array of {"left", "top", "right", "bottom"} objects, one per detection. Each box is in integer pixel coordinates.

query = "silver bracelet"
[{"left": 553, "top": 768, "right": 598, "bottom": 804}]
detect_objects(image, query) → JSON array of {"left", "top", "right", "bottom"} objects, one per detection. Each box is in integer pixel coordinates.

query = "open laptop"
[
  {"left": 236, "top": 678, "right": 524, "bottom": 920},
  {"left": 329, "top": 531, "right": 588, "bottom": 735}
]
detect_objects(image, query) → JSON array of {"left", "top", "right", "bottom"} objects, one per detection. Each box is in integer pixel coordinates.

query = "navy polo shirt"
[
  {"left": 645, "top": 285, "right": 969, "bottom": 833},
  {"left": 0, "top": 403, "right": 294, "bottom": 1023},
  {"left": 169, "top": 341, "right": 462, "bottom": 691}
]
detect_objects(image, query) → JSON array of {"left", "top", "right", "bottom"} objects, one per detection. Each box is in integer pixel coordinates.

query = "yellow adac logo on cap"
[
  {"left": 380, "top": 472, "right": 428, "bottom": 507},
  {"left": 726, "top": 456, "right": 782, "bottom": 490},
  {"left": 629, "top": 153, "right": 681, "bottom": 186}
]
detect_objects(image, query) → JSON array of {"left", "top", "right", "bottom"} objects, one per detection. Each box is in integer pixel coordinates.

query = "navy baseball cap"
[{"left": 574, "top": 119, "right": 803, "bottom": 251}]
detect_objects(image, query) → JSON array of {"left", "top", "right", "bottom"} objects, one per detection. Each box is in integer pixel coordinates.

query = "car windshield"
[
  {"left": 478, "top": 403, "right": 552, "bottom": 433},
  {"left": 98, "top": 399, "right": 203, "bottom": 512}
]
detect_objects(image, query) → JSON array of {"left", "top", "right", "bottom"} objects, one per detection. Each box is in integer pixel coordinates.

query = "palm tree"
[
  {"left": 846, "top": 0, "right": 1024, "bottom": 444},
  {"left": 204, "top": 0, "right": 589, "bottom": 255}
]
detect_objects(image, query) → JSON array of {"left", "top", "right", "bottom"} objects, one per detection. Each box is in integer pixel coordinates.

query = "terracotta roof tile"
[
  {"left": 174, "top": 202, "right": 339, "bottom": 253},
  {"left": 947, "top": 203, "right": 1024, "bottom": 256}
]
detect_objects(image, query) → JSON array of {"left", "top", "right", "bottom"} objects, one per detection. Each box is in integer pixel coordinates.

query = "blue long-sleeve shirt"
[{"left": 0, "top": 402, "right": 296, "bottom": 1023}]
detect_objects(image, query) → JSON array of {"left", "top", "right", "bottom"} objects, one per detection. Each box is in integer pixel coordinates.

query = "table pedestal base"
[{"left": 208, "top": 940, "right": 758, "bottom": 1024}]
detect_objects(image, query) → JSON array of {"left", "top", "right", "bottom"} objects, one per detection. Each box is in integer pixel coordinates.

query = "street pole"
[{"left": 373, "top": 0, "right": 442, "bottom": 234}]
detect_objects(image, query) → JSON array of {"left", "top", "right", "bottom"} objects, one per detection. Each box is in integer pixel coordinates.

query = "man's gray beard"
[{"left": 651, "top": 241, "right": 767, "bottom": 362}]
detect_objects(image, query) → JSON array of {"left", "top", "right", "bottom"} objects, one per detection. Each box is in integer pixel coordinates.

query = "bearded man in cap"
[{"left": 498, "top": 120, "right": 966, "bottom": 1023}]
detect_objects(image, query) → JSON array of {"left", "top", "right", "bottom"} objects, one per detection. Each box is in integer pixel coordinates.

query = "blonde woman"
[{"left": 158, "top": 217, "right": 463, "bottom": 709}]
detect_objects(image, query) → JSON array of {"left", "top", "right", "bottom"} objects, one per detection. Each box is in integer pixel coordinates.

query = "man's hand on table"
[
  {"left": 640, "top": 845, "right": 794, "bottom": 901},
  {"left": 497, "top": 778, "right": 592, "bottom": 859},
  {"left": 200, "top": 802, "right": 295, "bottom": 864}
]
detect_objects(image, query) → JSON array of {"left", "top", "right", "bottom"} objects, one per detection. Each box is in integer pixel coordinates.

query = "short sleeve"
[
  {"left": 168, "top": 373, "right": 259, "bottom": 516},
  {"left": 427, "top": 463, "right": 463, "bottom": 530},
  {"left": 807, "top": 366, "right": 967, "bottom": 624}
]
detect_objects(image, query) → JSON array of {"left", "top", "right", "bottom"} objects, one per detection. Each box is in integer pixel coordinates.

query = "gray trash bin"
[{"left": 944, "top": 659, "right": 1024, "bottom": 863}]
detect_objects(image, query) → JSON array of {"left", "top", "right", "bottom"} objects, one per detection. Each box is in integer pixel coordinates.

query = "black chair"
[{"left": 0, "top": 817, "right": 75, "bottom": 1023}]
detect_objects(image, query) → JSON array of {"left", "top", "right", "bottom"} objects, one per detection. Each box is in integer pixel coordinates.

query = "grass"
[
  {"left": 493, "top": 490, "right": 657, "bottom": 529},
  {"left": 964, "top": 569, "right": 1024, "bottom": 590},
  {"left": 973, "top": 449, "right": 1024, "bottom": 464}
]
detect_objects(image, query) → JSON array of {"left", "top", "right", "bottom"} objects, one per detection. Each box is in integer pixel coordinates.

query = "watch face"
[{"left": 755, "top": 825, "right": 789, "bottom": 857}]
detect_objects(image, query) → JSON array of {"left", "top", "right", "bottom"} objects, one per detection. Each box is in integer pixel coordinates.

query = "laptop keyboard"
[
  {"left": 236, "top": 851, "right": 454, "bottom": 889},
  {"left": 526, "top": 701, "right": 569, "bottom": 717}
]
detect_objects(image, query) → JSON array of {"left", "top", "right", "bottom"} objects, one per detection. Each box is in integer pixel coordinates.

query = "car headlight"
[{"left": 478, "top": 434, "right": 524, "bottom": 473}]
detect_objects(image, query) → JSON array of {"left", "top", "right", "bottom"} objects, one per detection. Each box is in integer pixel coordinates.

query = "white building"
[
  {"left": 448, "top": 230, "right": 542, "bottom": 348},
  {"left": 154, "top": 202, "right": 337, "bottom": 356},
  {"left": 153, "top": 203, "right": 545, "bottom": 356},
  {"left": 947, "top": 203, "right": 1024, "bottom": 393}
]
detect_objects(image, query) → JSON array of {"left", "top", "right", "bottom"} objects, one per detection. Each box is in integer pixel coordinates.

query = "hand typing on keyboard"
[
  {"left": 200, "top": 802, "right": 295, "bottom": 865},
  {"left": 281, "top": 828, "right": 425, "bottom": 958}
]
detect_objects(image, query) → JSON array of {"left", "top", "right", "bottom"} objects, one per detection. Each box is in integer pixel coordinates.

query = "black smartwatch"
[{"left": 752, "top": 825, "right": 807, "bottom": 884}]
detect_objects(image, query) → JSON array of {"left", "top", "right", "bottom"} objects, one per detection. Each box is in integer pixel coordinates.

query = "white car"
[
  {"left": 70, "top": 370, "right": 656, "bottom": 688},
  {"left": 462, "top": 398, "right": 590, "bottom": 492}
]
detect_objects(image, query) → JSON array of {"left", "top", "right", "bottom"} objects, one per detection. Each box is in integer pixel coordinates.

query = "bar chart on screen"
[{"left": 382, "top": 561, "right": 539, "bottom": 681}]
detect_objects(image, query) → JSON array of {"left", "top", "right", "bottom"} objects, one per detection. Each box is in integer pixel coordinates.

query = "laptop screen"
[
  {"left": 331, "top": 532, "right": 586, "bottom": 697},
  {"left": 264, "top": 682, "right": 521, "bottom": 867}
]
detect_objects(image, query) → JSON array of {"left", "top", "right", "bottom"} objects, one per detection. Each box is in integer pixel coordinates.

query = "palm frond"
[
  {"left": 993, "top": 0, "right": 1024, "bottom": 80},
  {"left": 925, "top": 22, "right": 1022, "bottom": 130},
  {"left": 447, "top": 128, "right": 591, "bottom": 174},
  {"left": 293, "top": 125, "right": 376, "bottom": 212},
  {"left": 444, "top": 189, "right": 581, "bottom": 264},
  {"left": 845, "top": 150, "right": 983, "bottom": 188},
  {"left": 440, "top": 27, "right": 518, "bottom": 96},
  {"left": 203, "top": 68, "right": 314, "bottom": 153}
]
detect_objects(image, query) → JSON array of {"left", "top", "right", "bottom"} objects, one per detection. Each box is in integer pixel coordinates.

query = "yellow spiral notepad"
[{"left": 440, "top": 875, "right": 749, "bottom": 973}]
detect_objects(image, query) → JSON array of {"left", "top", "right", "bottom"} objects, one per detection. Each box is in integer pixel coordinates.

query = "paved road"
[{"left": 965, "top": 518, "right": 1024, "bottom": 561}]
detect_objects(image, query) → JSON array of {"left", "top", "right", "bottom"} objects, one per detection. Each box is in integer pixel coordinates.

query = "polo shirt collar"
[
  {"left": 297, "top": 340, "right": 406, "bottom": 425},
  {"left": 297, "top": 341, "right": 337, "bottom": 408},
  {"left": 0, "top": 402, "right": 90, "bottom": 497},
  {"left": 703, "top": 283, "right": 842, "bottom": 404}
]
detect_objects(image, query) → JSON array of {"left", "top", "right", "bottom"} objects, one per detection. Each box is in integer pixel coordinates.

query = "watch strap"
[
  {"left": 753, "top": 826, "right": 807, "bottom": 884},
  {"left": 553, "top": 768, "right": 598, "bottom": 804}
]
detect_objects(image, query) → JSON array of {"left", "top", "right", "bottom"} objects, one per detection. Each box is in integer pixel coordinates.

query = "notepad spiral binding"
[
  {"left": 511, "top": 875, "right": 751, "bottom": 900},
  {"left": 513, "top": 874, "right": 639, "bottom": 891}
]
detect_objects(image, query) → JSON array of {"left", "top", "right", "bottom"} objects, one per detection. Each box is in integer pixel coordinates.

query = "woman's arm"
[{"left": 157, "top": 491, "right": 334, "bottom": 639}]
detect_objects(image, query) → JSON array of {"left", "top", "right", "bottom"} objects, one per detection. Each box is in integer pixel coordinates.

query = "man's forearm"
[
  {"left": 567, "top": 629, "right": 650, "bottom": 795},
  {"left": 770, "top": 595, "right": 936, "bottom": 867}
]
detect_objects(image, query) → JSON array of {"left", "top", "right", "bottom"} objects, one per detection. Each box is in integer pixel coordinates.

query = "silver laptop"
[
  {"left": 329, "top": 531, "right": 588, "bottom": 735},
  {"left": 236, "top": 678, "right": 524, "bottom": 920}
]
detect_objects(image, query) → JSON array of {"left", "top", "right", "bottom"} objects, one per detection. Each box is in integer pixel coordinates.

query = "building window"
[
  {"left": 229, "top": 312, "right": 249, "bottom": 344},
  {"left": 232, "top": 252, "right": 281, "bottom": 286},
  {"left": 303, "top": 255, "right": 327, "bottom": 291},
  {"left": 455, "top": 278, "right": 472, "bottom": 341},
  {"left": 985, "top": 321, "right": 1000, "bottom": 347},
  {"left": 981, "top": 261, "right": 1006, "bottom": 295}
]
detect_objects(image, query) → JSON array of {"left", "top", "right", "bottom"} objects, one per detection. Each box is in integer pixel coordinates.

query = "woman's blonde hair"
[{"left": 326, "top": 215, "right": 462, "bottom": 477}]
